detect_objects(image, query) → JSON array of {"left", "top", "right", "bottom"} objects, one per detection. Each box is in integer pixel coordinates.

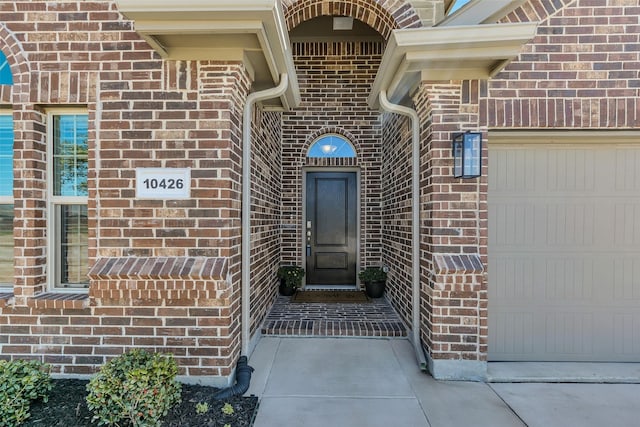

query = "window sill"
[{"left": 28, "top": 292, "right": 89, "bottom": 309}]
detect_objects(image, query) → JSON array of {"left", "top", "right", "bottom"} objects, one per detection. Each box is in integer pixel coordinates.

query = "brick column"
[
  {"left": 12, "top": 106, "right": 47, "bottom": 305},
  {"left": 414, "top": 81, "right": 488, "bottom": 380}
]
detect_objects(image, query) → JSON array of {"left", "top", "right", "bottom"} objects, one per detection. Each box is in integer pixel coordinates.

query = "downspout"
[
  {"left": 242, "top": 73, "right": 289, "bottom": 357},
  {"left": 379, "top": 90, "right": 428, "bottom": 371}
]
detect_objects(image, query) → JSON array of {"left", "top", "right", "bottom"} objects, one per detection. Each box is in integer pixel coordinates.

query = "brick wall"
[
  {"left": 488, "top": 0, "right": 640, "bottom": 128},
  {"left": 412, "top": 81, "right": 488, "bottom": 367},
  {"left": 249, "top": 109, "right": 282, "bottom": 334},
  {"left": 0, "top": 1, "right": 255, "bottom": 382},
  {"left": 381, "top": 113, "right": 413, "bottom": 325},
  {"left": 282, "top": 40, "right": 384, "bottom": 270},
  {"left": 283, "top": 0, "right": 422, "bottom": 37}
]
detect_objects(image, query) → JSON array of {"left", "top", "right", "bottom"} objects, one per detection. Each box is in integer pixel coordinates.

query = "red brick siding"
[
  {"left": 249, "top": 109, "right": 282, "bottom": 334},
  {"left": 12, "top": 107, "right": 48, "bottom": 304},
  {"left": 413, "top": 81, "right": 488, "bottom": 362},
  {"left": 282, "top": 40, "right": 384, "bottom": 269},
  {"left": 381, "top": 112, "right": 413, "bottom": 326},
  {"left": 283, "top": 0, "right": 422, "bottom": 37},
  {"left": 488, "top": 0, "right": 640, "bottom": 128},
  {"left": 0, "top": 1, "right": 253, "bottom": 379}
]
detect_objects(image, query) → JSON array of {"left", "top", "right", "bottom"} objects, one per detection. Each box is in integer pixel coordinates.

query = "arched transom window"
[{"left": 307, "top": 134, "right": 356, "bottom": 158}]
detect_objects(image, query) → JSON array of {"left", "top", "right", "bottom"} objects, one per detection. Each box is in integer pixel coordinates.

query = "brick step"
[{"left": 261, "top": 296, "right": 408, "bottom": 338}]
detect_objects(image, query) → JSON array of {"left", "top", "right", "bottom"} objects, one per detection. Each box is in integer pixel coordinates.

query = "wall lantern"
[{"left": 452, "top": 132, "right": 482, "bottom": 179}]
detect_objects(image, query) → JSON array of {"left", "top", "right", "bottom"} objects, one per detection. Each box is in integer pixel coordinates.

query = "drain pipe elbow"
[
  {"left": 379, "top": 90, "right": 427, "bottom": 371},
  {"left": 242, "top": 74, "right": 289, "bottom": 357},
  {"left": 213, "top": 356, "right": 255, "bottom": 400}
]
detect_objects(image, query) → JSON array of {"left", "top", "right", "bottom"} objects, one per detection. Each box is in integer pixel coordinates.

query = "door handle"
[{"left": 306, "top": 245, "right": 311, "bottom": 257}]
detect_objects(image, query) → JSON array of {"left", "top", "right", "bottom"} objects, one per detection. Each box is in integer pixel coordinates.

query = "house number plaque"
[{"left": 136, "top": 168, "right": 191, "bottom": 199}]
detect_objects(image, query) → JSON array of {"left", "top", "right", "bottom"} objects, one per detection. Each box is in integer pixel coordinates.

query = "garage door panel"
[
  {"left": 544, "top": 312, "right": 595, "bottom": 357},
  {"left": 614, "top": 203, "right": 640, "bottom": 246},
  {"left": 612, "top": 258, "right": 640, "bottom": 301},
  {"left": 490, "top": 311, "right": 535, "bottom": 356},
  {"left": 546, "top": 148, "right": 597, "bottom": 192},
  {"left": 543, "top": 256, "right": 596, "bottom": 302},
  {"left": 612, "top": 314, "right": 640, "bottom": 355},
  {"left": 489, "top": 143, "right": 640, "bottom": 362},
  {"left": 491, "top": 256, "right": 536, "bottom": 299},
  {"left": 615, "top": 148, "right": 640, "bottom": 191}
]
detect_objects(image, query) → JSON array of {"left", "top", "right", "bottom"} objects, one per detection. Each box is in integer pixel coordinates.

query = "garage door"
[{"left": 488, "top": 135, "right": 640, "bottom": 361}]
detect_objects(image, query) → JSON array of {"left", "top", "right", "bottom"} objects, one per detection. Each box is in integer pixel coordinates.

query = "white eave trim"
[
  {"left": 116, "top": 0, "right": 300, "bottom": 110},
  {"left": 368, "top": 22, "right": 538, "bottom": 109},
  {"left": 438, "top": 0, "right": 528, "bottom": 26}
]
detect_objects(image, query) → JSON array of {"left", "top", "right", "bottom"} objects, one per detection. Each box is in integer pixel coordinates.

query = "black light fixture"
[{"left": 452, "top": 132, "right": 482, "bottom": 179}]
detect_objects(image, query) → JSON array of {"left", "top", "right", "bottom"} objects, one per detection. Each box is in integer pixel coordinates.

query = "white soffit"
[
  {"left": 116, "top": 0, "right": 300, "bottom": 110},
  {"left": 368, "top": 22, "right": 538, "bottom": 108},
  {"left": 438, "top": 0, "right": 528, "bottom": 26}
]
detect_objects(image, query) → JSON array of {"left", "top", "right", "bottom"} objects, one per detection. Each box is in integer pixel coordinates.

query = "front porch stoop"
[{"left": 261, "top": 295, "right": 407, "bottom": 338}]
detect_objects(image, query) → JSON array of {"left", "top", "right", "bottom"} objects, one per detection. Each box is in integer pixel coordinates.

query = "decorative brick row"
[
  {"left": 28, "top": 293, "right": 89, "bottom": 310},
  {"left": 434, "top": 254, "right": 484, "bottom": 275},
  {"left": 88, "top": 257, "right": 227, "bottom": 281}
]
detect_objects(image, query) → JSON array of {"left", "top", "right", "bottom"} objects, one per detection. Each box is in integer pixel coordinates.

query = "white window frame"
[
  {"left": 46, "top": 109, "right": 89, "bottom": 291},
  {"left": 0, "top": 111, "right": 13, "bottom": 289}
]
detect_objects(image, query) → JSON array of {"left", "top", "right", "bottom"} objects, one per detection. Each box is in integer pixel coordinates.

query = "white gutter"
[
  {"left": 242, "top": 73, "right": 289, "bottom": 356},
  {"left": 379, "top": 90, "right": 427, "bottom": 371}
]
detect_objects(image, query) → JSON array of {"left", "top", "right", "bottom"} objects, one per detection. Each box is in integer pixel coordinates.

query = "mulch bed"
[{"left": 22, "top": 379, "right": 259, "bottom": 427}]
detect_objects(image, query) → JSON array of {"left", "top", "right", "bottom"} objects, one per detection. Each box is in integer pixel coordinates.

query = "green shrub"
[
  {"left": 85, "top": 349, "right": 181, "bottom": 427},
  {"left": 0, "top": 359, "right": 52, "bottom": 427}
]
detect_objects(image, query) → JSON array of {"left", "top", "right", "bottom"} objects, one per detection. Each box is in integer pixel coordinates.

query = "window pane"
[
  {"left": 59, "top": 204, "right": 88, "bottom": 288},
  {"left": 0, "top": 51, "right": 12, "bottom": 85},
  {"left": 0, "top": 115, "right": 13, "bottom": 197},
  {"left": 53, "top": 115, "right": 88, "bottom": 197},
  {"left": 0, "top": 204, "right": 13, "bottom": 286},
  {"left": 449, "top": 0, "right": 471, "bottom": 13},
  {"left": 308, "top": 135, "right": 356, "bottom": 158}
]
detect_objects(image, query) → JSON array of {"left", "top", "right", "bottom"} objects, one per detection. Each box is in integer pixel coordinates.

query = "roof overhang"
[
  {"left": 368, "top": 22, "right": 538, "bottom": 109},
  {"left": 116, "top": 0, "right": 300, "bottom": 110},
  {"left": 439, "top": 0, "right": 528, "bottom": 26}
]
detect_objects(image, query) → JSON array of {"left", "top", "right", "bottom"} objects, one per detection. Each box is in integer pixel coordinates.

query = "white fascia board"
[
  {"left": 438, "top": 0, "right": 528, "bottom": 26},
  {"left": 368, "top": 22, "right": 538, "bottom": 108},
  {"left": 116, "top": 0, "right": 300, "bottom": 110}
]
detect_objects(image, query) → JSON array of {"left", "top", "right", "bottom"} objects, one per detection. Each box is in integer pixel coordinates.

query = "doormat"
[{"left": 290, "top": 290, "right": 370, "bottom": 303}]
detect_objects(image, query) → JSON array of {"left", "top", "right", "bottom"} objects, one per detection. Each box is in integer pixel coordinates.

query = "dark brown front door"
[{"left": 305, "top": 172, "right": 357, "bottom": 285}]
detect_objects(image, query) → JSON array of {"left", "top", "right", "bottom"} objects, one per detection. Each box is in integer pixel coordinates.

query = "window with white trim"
[
  {"left": 0, "top": 113, "right": 13, "bottom": 287},
  {"left": 48, "top": 112, "right": 89, "bottom": 289}
]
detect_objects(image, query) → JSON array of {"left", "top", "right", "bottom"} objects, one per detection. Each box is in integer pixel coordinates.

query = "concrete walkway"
[{"left": 247, "top": 337, "right": 640, "bottom": 427}]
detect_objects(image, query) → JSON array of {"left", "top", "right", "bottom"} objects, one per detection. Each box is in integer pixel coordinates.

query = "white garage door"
[{"left": 488, "top": 135, "right": 640, "bottom": 361}]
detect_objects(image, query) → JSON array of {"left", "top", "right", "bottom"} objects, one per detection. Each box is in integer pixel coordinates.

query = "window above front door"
[{"left": 307, "top": 134, "right": 356, "bottom": 158}]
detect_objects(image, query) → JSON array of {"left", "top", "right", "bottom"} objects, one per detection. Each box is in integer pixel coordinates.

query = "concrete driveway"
[{"left": 247, "top": 337, "right": 640, "bottom": 427}]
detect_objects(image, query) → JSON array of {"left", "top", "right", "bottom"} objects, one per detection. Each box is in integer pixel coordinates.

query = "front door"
[{"left": 305, "top": 172, "right": 357, "bottom": 286}]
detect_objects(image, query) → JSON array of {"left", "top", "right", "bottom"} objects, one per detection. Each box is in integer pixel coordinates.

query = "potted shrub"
[
  {"left": 277, "top": 266, "right": 305, "bottom": 296},
  {"left": 358, "top": 267, "right": 387, "bottom": 298}
]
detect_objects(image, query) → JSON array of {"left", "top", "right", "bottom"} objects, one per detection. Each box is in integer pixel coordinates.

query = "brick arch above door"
[
  {"left": 282, "top": 0, "right": 422, "bottom": 39},
  {"left": 0, "top": 23, "right": 30, "bottom": 104}
]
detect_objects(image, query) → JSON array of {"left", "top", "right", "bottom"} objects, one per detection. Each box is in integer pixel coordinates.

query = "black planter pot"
[
  {"left": 279, "top": 279, "right": 297, "bottom": 296},
  {"left": 364, "top": 280, "right": 385, "bottom": 298}
]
